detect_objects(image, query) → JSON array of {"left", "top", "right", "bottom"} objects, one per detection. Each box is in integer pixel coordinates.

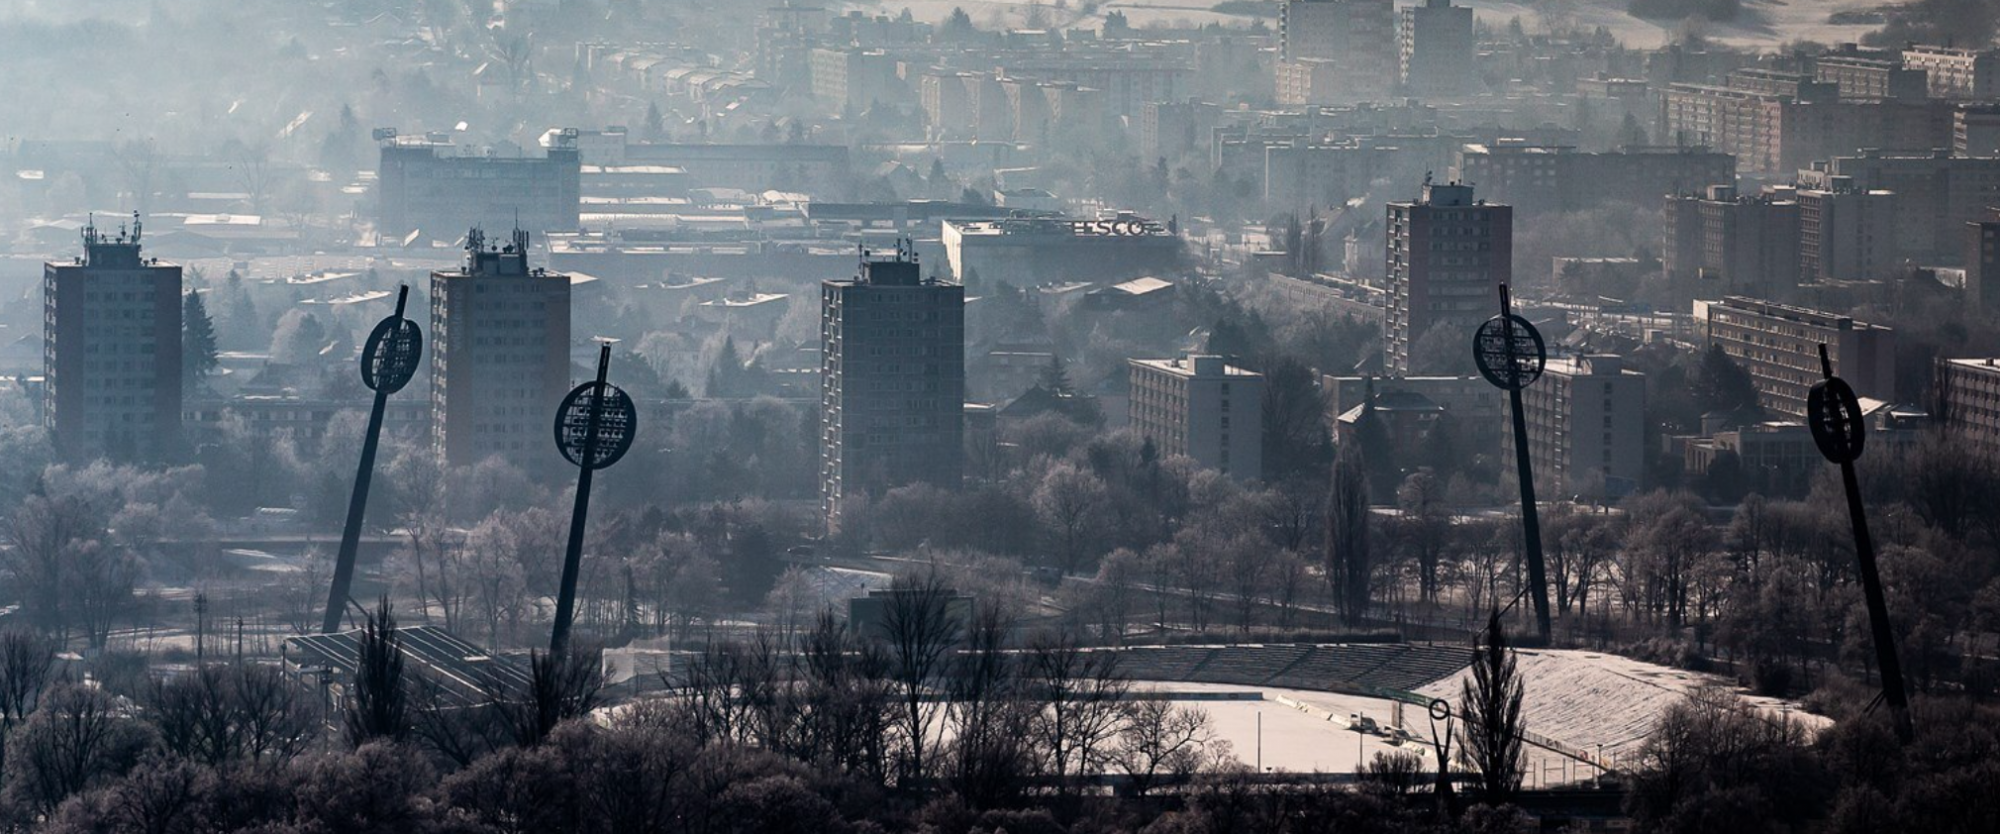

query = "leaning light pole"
[
  {"left": 1473, "top": 284, "right": 1551, "bottom": 643},
  {"left": 322, "top": 286, "right": 422, "bottom": 634},
  {"left": 549, "top": 344, "right": 637, "bottom": 656},
  {"left": 1808, "top": 344, "right": 1913, "bottom": 742}
]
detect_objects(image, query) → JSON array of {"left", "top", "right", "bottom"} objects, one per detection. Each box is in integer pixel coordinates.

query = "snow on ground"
[
  {"left": 1415, "top": 649, "right": 1829, "bottom": 770},
  {"left": 1129, "top": 680, "right": 1606, "bottom": 786}
]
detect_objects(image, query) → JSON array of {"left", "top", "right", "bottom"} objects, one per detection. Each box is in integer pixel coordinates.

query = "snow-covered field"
[
  {"left": 1131, "top": 648, "right": 1822, "bottom": 785},
  {"left": 1134, "top": 680, "right": 1606, "bottom": 786}
]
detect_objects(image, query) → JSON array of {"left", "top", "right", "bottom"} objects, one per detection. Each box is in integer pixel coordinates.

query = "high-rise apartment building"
[
  {"left": 1385, "top": 181, "right": 1512, "bottom": 375},
  {"left": 1812, "top": 51, "right": 1927, "bottom": 100},
  {"left": 1398, "top": 0, "right": 1475, "bottom": 98},
  {"left": 1276, "top": 0, "right": 1394, "bottom": 104},
  {"left": 820, "top": 249, "right": 965, "bottom": 527},
  {"left": 1664, "top": 185, "right": 1800, "bottom": 294},
  {"left": 1698, "top": 296, "right": 1897, "bottom": 418},
  {"left": 431, "top": 229, "right": 573, "bottom": 467},
  {"left": 1128, "top": 355, "right": 1264, "bottom": 481},
  {"left": 43, "top": 218, "right": 182, "bottom": 461},
  {"left": 1501, "top": 354, "right": 1646, "bottom": 499},
  {"left": 1794, "top": 177, "right": 1900, "bottom": 284}
]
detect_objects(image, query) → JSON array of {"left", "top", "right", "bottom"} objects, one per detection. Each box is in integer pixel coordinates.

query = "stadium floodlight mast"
[
  {"left": 321, "top": 285, "right": 422, "bottom": 634},
  {"left": 1472, "top": 284, "right": 1552, "bottom": 643},
  {"left": 548, "top": 343, "right": 638, "bottom": 656},
  {"left": 1808, "top": 344, "right": 1913, "bottom": 743}
]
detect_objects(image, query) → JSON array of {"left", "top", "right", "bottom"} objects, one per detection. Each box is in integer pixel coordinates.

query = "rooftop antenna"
[{"left": 131, "top": 211, "right": 142, "bottom": 245}]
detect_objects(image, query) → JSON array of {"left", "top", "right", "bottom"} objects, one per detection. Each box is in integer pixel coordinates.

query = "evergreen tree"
[
  {"left": 345, "top": 598, "right": 408, "bottom": 747},
  {"left": 1327, "top": 441, "right": 1371, "bottom": 626},
  {"left": 1459, "top": 612, "right": 1526, "bottom": 800},
  {"left": 1037, "top": 354, "right": 1075, "bottom": 396},
  {"left": 182, "top": 290, "right": 219, "bottom": 393}
]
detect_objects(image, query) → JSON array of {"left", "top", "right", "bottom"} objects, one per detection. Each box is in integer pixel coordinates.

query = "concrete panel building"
[
  {"left": 820, "top": 250, "right": 965, "bottom": 527},
  {"left": 1276, "top": 0, "right": 1394, "bottom": 104},
  {"left": 43, "top": 219, "right": 182, "bottom": 461},
  {"left": 1698, "top": 296, "right": 1897, "bottom": 418},
  {"left": 377, "top": 138, "right": 581, "bottom": 239},
  {"left": 1937, "top": 357, "right": 2000, "bottom": 456},
  {"left": 1454, "top": 141, "right": 1735, "bottom": 213},
  {"left": 1795, "top": 177, "right": 1900, "bottom": 284},
  {"left": 1968, "top": 208, "right": 2000, "bottom": 312},
  {"left": 1398, "top": 0, "right": 1475, "bottom": 99},
  {"left": 1501, "top": 354, "right": 1646, "bottom": 499},
  {"left": 1663, "top": 185, "right": 1800, "bottom": 295},
  {"left": 1128, "top": 355, "right": 1264, "bottom": 481},
  {"left": 1385, "top": 181, "right": 1511, "bottom": 375},
  {"left": 431, "top": 229, "right": 573, "bottom": 467}
]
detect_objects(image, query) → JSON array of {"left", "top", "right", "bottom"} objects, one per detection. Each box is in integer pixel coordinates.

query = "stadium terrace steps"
[{"left": 1111, "top": 643, "right": 1473, "bottom": 695}]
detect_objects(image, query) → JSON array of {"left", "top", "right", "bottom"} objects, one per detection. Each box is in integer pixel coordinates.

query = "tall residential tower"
[
  {"left": 43, "top": 218, "right": 182, "bottom": 461},
  {"left": 820, "top": 247, "right": 965, "bottom": 528},
  {"left": 1385, "top": 181, "right": 1512, "bottom": 375},
  {"left": 430, "top": 229, "right": 573, "bottom": 467}
]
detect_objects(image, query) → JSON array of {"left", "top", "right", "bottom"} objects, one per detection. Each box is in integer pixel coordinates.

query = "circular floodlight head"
[
  {"left": 1473, "top": 313, "right": 1546, "bottom": 392},
  {"left": 360, "top": 318, "right": 422, "bottom": 394},
  {"left": 1808, "top": 376, "right": 1866, "bottom": 464},
  {"left": 1428, "top": 698, "right": 1452, "bottom": 722},
  {"left": 555, "top": 381, "right": 637, "bottom": 470}
]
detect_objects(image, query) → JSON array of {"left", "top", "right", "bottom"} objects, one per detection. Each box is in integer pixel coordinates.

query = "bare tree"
[
  {"left": 145, "top": 661, "right": 315, "bottom": 765},
  {"left": 496, "top": 646, "right": 605, "bottom": 747},
  {"left": 874, "top": 570, "right": 963, "bottom": 789},
  {"left": 0, "top": 629, "right": 58, "bottom": 778},
  {"left": 1458, "top": 613, "right": 1526, "bottom": 801},
  {"left": 1115, "top": 699, "right": 1221, "bottom": 795},
  {"left": 1, "top": 684, "right": 154, "bottom": 815},
  {"left": 944, "top": 603, "right": 1035, "bottom": 806},
  {"left": 1033, "top": 461, "right": 1108, "bottom": 575},
  {"left": 1027, "top": 632, "right": 1128, "bottom": 790}
]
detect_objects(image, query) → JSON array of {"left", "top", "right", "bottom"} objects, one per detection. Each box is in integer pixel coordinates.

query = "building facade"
[
  {"left": 1276, "top": 0, "right": 1394, "bottom": 104},
  {"left": 1902, "top": 45, "right": 2000, "bottom": 99},
  {"left": 1385, "top": 181, "right": 1511, "bottom": 375},
  {"left": 941, "top": 213, "right": 1182, "bottom": 287},
  {"left": 1454, "top": 141, "right": 1735, "bottom": 213},
  {"left": 1128, "top": 355, "right": 1264, "bottom": 481},
  {"left": 377, "top": 138, "right": 581, "bottom": 239},
  {"left": 1501, "top": 354, "right": 1646, "bottom": 499},
  {"left": 43, "top": 219, "right": 182, "bottom": 461},
  {"left": 430, "top": 229, "right": 574, "bottom": 467},
  {"left": 820, "top": 251, "right": 966, "bottom": 527},
  {"left": 1698, "top": 296, "right": 1897, "bottom": 418},
  {"left": 1968, "top": 208, "right": 2000, "bottom": 312},
  {"left": 1937, "top": 357, "right": 2000, "bottom": 456},
  {"left": 1398, "top": 0, "right": 1475, "bottom": 98},
  {"left": 1794, "top": 178, "right": 1900, "bottom": 284},
  {"left": 1663, "top": 185, "right": 1800, "bottom": 294}
]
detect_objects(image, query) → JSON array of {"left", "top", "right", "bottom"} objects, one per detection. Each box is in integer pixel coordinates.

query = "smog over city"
[{"left": 0, "top": 0, "right": 1996, "bottom": 830}]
